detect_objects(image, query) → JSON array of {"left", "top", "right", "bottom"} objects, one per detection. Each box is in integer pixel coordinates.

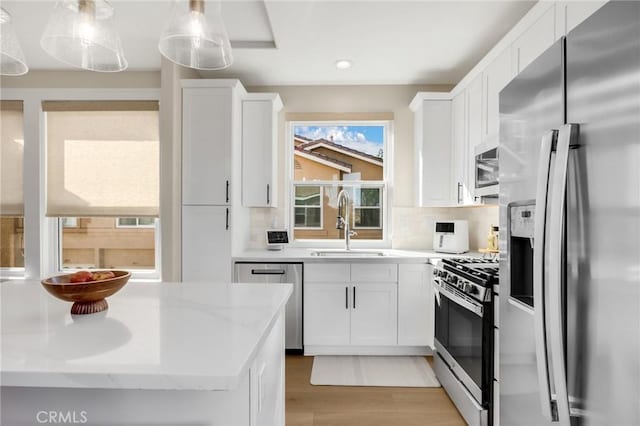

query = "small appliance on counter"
[
  {"left": 265, "top": 229, "right": 289, "bottom": 251},
  {"left": 433, "top": 220, "right": 469, "bottom": 254}
]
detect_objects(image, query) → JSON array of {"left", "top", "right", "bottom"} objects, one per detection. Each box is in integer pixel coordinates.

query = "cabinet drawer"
[
  {"left": 304, "top": 264, "right": 350, "bottom": 283},
  {"left": 351, "top": 264, "right": 398, "bottom": 283}
]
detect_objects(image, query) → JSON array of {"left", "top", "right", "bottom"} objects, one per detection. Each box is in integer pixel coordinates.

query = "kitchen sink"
[{"left": 310, "top": 249, "right": 387, "bottom": 257}]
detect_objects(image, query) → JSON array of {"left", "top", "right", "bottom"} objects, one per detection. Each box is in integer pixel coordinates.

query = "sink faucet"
[{"left": 336, "top": 189, "right": 357, "bottom": 250}]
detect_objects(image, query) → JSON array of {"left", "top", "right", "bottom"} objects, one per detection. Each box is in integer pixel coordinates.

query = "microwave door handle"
[
  {"left": 548, "top": 124, "right": 579, "bottom": 426},
  {"left": 533, "top": 129, "right": 557, "bottom": 422}
]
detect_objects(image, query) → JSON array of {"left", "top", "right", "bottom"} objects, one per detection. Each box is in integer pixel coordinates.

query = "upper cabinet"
[
  {"left": 451, "top": 92, "right": 474, "bottom": 206},
  {"left": 242, "top": 93, "right": 283, "bottom": 208},
  {"left": 410, "top": 94, "right": 453, "bottom": 207},
  {"left": 182, "top": 85, "right": 237, "bottom": 206},
  {"left": 483, "top": 47, "right": 513, "bottom": 145},
  {"left": 555, "top": 1, "right": 607, "bottom": 37},
  {"left": 512, "top": 5, "right": 557, "bottom": 75}
]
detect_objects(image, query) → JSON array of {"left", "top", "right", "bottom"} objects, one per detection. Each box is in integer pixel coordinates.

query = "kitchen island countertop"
[{"left": 0, "top": 281, "right": 292, "bottom": 391}]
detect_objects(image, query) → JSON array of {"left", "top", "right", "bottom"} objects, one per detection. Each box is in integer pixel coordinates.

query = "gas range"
[{"left": 433, "top": 258, "right": 499, "bottom": 303}]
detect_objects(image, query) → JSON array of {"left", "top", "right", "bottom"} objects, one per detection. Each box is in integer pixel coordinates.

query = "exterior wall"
[{"left": 293, "top": 156, "right": 342, "bottom": 181}]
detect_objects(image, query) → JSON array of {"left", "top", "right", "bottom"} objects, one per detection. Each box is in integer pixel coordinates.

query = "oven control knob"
[
  {"left": 449, "top": 275, "right": 458, "bottom": 284},
  {"left": 467, "top": 284, "right": 479, "bottom": 295}
]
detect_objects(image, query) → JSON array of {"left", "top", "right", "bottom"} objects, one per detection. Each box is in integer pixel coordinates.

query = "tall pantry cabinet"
[{"left": 181, "top": 80, "right": 247, "bottom": 282}]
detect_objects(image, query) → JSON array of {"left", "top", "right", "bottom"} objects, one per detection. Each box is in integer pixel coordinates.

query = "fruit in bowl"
[
  {"left": 69, "top": 270, "right": 115, "bottom": 283},
  {"left": 41, "top": 270, "right": 131, "bottom": 315}
]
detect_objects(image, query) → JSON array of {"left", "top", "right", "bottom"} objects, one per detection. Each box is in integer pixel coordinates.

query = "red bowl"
[{"left": 41, "top": 271, "right": 131, "bottom": 315}]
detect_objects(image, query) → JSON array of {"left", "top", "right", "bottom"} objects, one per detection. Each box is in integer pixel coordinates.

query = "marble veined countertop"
[{"left": 0, "top": 281, "right": 292, "bottom": 391}]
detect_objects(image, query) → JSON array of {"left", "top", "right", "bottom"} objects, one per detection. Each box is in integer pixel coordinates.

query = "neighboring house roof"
[
  {"left": 294, "top": 146, "right": 352, "bottom": 173},
  {"left": 295, "top": 137, "right": 383, "bottom": 167},
  {"left": 293, "top": 135, "right": 312, "bottom": 146}
]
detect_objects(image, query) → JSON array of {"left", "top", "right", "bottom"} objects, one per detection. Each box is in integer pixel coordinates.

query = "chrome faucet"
[{"left": 336, "top": 189, "right": 357, "bottom": 250}]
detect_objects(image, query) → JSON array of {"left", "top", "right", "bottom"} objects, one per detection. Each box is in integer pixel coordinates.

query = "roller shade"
[
  {"left": 0, "top": 101, "right": 24, "bottom": 216},
  {"left": 46, "top": 104, "right": 159, "bottom": 217}
]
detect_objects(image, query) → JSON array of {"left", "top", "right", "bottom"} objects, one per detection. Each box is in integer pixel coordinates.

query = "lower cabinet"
[
  {"left": 303, "top": 283, "right": 351, "bottom": 346},
  {"left": 398, "top": 264, "right": 434, "bottom": 347},
  {"left": 304, "top": 262, "right": 434, "bottom": 354},
  {"left": 304, "top": 282, "right": 397, "bottom": 346},
  {"left": 350, "top": 283, "right": 398, "bottom": 346}
]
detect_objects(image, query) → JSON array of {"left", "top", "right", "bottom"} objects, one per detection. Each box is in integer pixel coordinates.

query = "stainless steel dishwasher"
[{"left": 234, "top": 262, "right": 303, "bottom": 351}]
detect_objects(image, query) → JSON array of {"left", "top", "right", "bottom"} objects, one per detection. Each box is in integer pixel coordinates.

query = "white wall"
[{"left": 245, "top": 84, "right": 499, "bottom": 250}]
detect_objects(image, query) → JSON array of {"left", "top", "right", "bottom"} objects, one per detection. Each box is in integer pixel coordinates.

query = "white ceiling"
[{"left": 2, "top": 0, "right": 535, "bottom": 86}]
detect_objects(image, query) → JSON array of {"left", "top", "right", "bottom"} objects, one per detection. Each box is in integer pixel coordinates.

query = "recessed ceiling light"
[{"left": 335, "top": 59, "right": 352, "bottom": 70}]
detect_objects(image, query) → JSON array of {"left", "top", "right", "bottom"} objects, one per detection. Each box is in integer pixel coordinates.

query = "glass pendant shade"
[
  {"left": 40, "top": 0, "right": 127, "bottom": 72},
  {"left": 0, "top": 8, "right": 28, "bottom": 76},
  {"left": 158, "top": 0, "right": 233, "bottom": 70}
]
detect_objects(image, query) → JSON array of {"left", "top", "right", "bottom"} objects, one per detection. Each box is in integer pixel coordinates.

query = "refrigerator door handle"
[
  {"left": 533, "top": 129, "right": 558, "bottom": 422},
  {"left": 548, "top": 124, "right": 579, "bottom": 426}
]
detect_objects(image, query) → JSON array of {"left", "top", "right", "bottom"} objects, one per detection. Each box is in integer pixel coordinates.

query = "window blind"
[
  {"left": 46, "top": 103, "right": 159, "bottom": 217},
  {"left": 0, "top": 101, "right": 24, "bottom": 216}
]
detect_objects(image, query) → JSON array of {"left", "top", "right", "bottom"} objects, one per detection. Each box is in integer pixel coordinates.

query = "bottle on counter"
[{"left": 487, "top": 225, "right": 499, "bottom": 251}]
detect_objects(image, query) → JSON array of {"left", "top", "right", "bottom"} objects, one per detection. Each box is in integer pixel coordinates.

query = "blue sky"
[{"left": 294, "top": 125, "right": 384, "bottom": 157}]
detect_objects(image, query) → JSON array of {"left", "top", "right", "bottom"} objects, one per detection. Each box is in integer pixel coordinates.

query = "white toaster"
[{"left": 433, "top": 220, "right": 469, "bottom": 254}]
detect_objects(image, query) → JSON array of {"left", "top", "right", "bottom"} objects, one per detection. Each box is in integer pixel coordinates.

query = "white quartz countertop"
[
  {"left": 234, "top": 248, "right": 484, "bottom": 264},
  {"left": 0, "top": 281, "right": 292, "bottom": 391}
]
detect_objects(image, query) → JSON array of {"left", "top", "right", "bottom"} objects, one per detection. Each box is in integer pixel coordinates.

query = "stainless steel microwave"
[{"left": 474, "top": 141, "right": 499, "bottom": 196}]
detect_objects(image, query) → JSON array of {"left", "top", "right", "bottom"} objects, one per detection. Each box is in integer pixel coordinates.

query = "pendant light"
[
  {"left": 158, "top": 0, "right": 233, "bottom": 70},
  {"left": 0, "top": 7, "right": 28, "bottom": 76},
  {"left": 40, "top": 0, "right": 127, "bottom": 72}
]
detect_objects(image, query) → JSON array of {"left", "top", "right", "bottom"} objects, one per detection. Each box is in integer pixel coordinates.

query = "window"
[
  {"left": 0, "top": 101, "right": 25, "bottom": 271},
  {"left": 294, "top": 186, "right": 323, "bottom": 229},
  {"left": 45, "top": 101, "right": 160, "bottom": 274},
  {"left": 353, "top": 188, "right": 382, "bottom": 229},
  {"left": 289, "top": 122, "right": 390, "bottom": 243},
  {"left": 116, "top": 217, "right": 155, "bottom": 228}
]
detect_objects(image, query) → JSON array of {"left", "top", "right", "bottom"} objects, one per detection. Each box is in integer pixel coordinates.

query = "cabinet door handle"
[
  {"left": 345, "top": 287, "right": 349, "bottom": 310},
  {"left": 353, "top": 286, "right": 356, "bottom": 309},
  {"left": 226, "top": 180, "right": 230, "bottom": 203},
  {"left": 457, "top": 182, "right": 462, "bottom": 204},
  {"left": 225, "top": 207, "right": 229, "bottom": 230},
  {"left": 267, "top": 184, "right": 270, "bottom": 204}
]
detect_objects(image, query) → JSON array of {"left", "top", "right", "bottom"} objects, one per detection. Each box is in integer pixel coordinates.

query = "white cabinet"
[
  {"left": 483, "top": 47, "right": 513, "bottom": 144},
  {"left": 410, "top": 95, "right": 453, "bottom": 207},
  {"left": 556, "top": 1, "right": 607, "bottom": 38},
  {"left": 181, "top": 205, "right": 231, "bottom": 282},
  {"left": 398, "top": 264, "right": 434, "bottom": 347},
  {"left": 181, "top": 80, "right": 245, "bottom": 283},
  {"left": 512, "top": 5, "right": 557, "bottom": 75},
  {"left": 350, "top": 283, "right": 398, "bottom": 346},
  {"left": 242, "top": 94, "right": 282, "bottom": 208},
  {"left": 303, "top": 263, "right": 399, "bottom": 351},
  {"left": 182, "top": 87, "right": 232, "bottom": 206},
  {"left": 450, "top": 92, "right": 475, "bottom": 206},
  {"left": 466, "top": 74, "right": 484, "bottom": 153}
]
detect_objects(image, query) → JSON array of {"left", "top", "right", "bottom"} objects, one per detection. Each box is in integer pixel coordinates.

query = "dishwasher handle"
[{"left": 251, "top": 269, "right": 286, "bottom": 275}]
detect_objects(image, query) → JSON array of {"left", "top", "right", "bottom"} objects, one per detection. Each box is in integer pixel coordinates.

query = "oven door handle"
[
  {"left": 533, "top": 129, "right": 557, "bottom": 422},
  {"left": 433, "top": 279, "right": 483, "bottom": 317}
]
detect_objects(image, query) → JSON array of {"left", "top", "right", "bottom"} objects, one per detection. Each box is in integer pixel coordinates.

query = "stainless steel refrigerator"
[{"left": 499, "top": 2, "right": 640, "bottom": 426}]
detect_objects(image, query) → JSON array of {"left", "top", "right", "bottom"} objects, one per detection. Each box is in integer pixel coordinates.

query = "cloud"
[{"left": 294, "top": 126, "right": 383, "bottom": 157}]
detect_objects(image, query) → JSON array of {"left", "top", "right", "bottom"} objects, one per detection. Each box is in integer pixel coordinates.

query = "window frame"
[
  {"left": 293, "top": 185, "right": 324, "bottom": 230},
  {"left": 0, "top": 88, "right": 161, "bottom": 281},
  {"left": 286, "top": 120, "right": 393, "bottom": 248}
]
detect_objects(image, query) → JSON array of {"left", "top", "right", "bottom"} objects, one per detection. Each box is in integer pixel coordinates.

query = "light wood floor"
[{"left": 285, "top": 355, "right": 466, "bottom": 426}]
